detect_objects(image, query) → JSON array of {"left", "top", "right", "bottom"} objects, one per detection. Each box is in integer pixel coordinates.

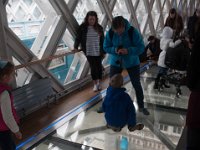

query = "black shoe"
[
  {"left": 128, "top": 123, "right": 144, "bottom": 132},
  {"left": 164, "top": 84, "right": 170, "bottom": 88},
  {"left": 97, "top": 107, "right": 103, "bottom": 113},
  {"left": 153, "top": 84, "right": 158, "bottom": 89},
  {"left": 106, "top": 124, "right": 121, "bottom": 132},
  {"left": 139, "top": 108, "right": 150, "bottom": 115}
]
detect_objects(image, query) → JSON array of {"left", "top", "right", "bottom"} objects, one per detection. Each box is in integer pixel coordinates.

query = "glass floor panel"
[{"left": 26, "top": 65, "right": 189, "bottom": 150}]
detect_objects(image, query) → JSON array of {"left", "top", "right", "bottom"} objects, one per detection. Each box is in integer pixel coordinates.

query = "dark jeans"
[
  {"left": 0, "top": 130, "right": 16, "bottom": 150},
  {"left": 87, "top": 56, "right": 102, "bottom": 80},
  {"left": 187, "top": 128, "right": 200, "bottom": 150},
  {"left": 110, "top": 65, "right": 144, "bottom": 108},
  {"left": 158, "top": 66, "right": 168, "bottom": 77}
]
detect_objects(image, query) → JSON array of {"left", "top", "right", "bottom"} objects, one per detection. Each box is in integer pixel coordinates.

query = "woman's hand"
[{"left": 15, "top": 131, "right": 22, "bottom": 140}]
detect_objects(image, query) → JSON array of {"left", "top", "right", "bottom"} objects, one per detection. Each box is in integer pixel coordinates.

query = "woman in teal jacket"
[{"left": 103, "top": 16, "right": 149, "bottom": 115}]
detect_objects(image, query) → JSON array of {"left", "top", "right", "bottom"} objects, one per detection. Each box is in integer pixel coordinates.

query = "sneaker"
[
  {"left": 106, "top": 124, "right": 122, "bottom": 132},
  {"left": 93, "top": 84, "right": 98, "bottom": 92},
  {"left": 139, "top": 108, "right": 150, "bottom": 115},
  {"left": 128, "top": 123, "right": 144, "bottom": 132}
]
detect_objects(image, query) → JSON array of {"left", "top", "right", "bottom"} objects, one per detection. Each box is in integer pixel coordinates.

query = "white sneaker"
[{"left": 93, "top": 84, "right": 98, "bottom": 92}]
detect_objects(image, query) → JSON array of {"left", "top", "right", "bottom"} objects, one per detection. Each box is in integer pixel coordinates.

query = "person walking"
[{"left": 74, "top": 11, "right": 105, "bottom": 92}]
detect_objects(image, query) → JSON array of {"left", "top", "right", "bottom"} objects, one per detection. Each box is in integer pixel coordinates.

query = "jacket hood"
[
  {"left": 104, "top": 86, "right": 126, "bottom": 106},
  {"left": 161, "top": 26, "right": 173, "bottom": 39},
  {"left": 123, "top": 18, "right": 131, "bottom": 33}
]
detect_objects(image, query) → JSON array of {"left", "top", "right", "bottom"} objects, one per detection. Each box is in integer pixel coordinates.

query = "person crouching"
[{"left": 102, "top": 74, "right": 144, "bottom": 132}]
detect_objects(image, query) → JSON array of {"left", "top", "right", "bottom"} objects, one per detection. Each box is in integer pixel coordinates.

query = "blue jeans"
[{"left": 110, "top": 65, "right": 144, "bottom": 108}]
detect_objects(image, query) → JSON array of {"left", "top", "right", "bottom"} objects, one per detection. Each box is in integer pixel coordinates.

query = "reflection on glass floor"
[{"left": 32, "top": 65, "right": 189, "bottom": 150}]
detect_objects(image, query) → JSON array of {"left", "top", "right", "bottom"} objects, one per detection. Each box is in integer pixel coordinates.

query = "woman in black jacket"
[{"left": 74, "top": 11, "right": 105, "bottom": 91}]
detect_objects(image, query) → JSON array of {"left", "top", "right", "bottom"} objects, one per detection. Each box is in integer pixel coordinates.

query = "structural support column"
[{"left": 0, "top": 0, "right": 10, "bottom": 59}]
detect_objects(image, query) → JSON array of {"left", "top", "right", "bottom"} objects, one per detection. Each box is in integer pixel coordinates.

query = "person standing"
[
  {"left": 187, "top": 8, "right": 200, "bottom": 42},
  {"left": 186, "top": 23, "right": 200, "bottom": 150},
  {"left": 164, "top": 8, "right": 184, "bottom": 39},
  {"left": 74, "top": 11, "right": 105, "bottom": 92},
  {"left": 103, "top": 16, "right": 149, "bottom": 115},
  {"left": 0, "top": 60, "right": 22, "bottom": 150}
]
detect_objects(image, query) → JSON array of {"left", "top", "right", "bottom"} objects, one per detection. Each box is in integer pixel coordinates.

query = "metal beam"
[
  {"left": 143, "top": 0, "right": 156, "bottom": 35},
  {"left": 40, "top": 17, "right": 67, "bottom": 67},
  {"left": 49, "top": 0, "right": 79, "bottom": 38},
  {"left": 100, "top": 0, "right": 116, "bottom": 28},
  {"left": 67, "top": 0, "right": 79, "bottom": 13},
  {"left": 0, "top": 0, "right": 11, "bottom": 59},
  {"left": 97, "top": 0, "right": 113, "bottom": 24},
  {"left": 5, "top": 27, "right": 64, "bottom": 92},
  {"left": 156, "top": 0, "right": 165, "bottom": 30},
  {"left": 125, "top": 0, "right": 140, "bottom": 32}
]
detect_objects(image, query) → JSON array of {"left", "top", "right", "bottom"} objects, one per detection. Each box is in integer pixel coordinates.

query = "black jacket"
[
  {"left": 187, "top": 15, "right": 199, "bottom": 40},
  {"left": 187, "top": 30, "right": 200, "bottom": 91},
  {"left": 74, "top": 23, "right": 105, "bottom": 57}
]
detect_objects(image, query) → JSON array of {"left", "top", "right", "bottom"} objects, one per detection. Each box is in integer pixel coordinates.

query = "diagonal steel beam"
[
  {"left": 97, "top": 0, "right": 113, "bottom": 28},
  {"left": 125, "top": 0, "right": 140, "bottom": 32},
  {"left": 49, "top": 0, "right": 79, "bottom": 38},
  {"left": 39, "top": 17, "right": 67, "bottom": 68},
  {"left": 143, "top": 0, "right": 156, "bottom": 35},
  {"left": 5, "top": 27, "right": 64, "bottom": 92},
  {"left": 67, "top": 0, "right": 79, "bottom": 13}
]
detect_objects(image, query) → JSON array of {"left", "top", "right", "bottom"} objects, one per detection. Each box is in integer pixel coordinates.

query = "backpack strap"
[
  {"left": 128, "top": 26, "right": 134, "bottom": 42},
  {"left": 108, "top": 29, "right": 114, "bottom": 42}
]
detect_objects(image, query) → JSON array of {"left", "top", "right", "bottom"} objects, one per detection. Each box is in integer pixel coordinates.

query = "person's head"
[
  {"left": 148, "top": 35, "right": 156, "bottom": 43},
  {"left": 161, "top": 26, "right": 173, "bottom": 39},
  {"left": 169, "top": 8, "right": 176, "bottom": 18},
  {"left": 109, "top": 74, "right": 123, "bottom": 88},
  {"left": 112, "top": 16, "right": 125, "bottom": 35},
  {"left": 195, "top": 8, "right": 200, "bottom": 17},
  {"left": 84, "top": 11, "right": 98, "bottom": 26},
  {"left": 0, "top": 60, "right": 15, "bottom": 83}
]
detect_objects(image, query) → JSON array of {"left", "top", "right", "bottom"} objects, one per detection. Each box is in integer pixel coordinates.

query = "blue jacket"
[
  {"left": 102, "top": 86, "right": 136, "bottom": 127},
  {"left": 103, "top": 19, "right": 145, "bottom": 68}
]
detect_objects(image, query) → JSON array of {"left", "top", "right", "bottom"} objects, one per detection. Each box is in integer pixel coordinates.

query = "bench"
[{"left": 12, "top": 78, "right": 55, "bottom": 118}]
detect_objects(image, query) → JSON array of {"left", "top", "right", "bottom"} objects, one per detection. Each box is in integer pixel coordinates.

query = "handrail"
[{"left": 15, "top": 49, "right": 80, "bottom": 69}]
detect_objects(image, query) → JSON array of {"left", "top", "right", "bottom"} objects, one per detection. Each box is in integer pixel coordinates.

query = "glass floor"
[{"left": 19, "top": 65, "right": 190, "bottom": 150}]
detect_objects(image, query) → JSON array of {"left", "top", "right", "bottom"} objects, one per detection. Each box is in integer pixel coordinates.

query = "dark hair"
[
  {"left": 84, "top": 11, "right": 98, "bottom": 26},
  {"left": 84, "top": 11, "right": 100, "bottom": 33},
  {"left": 0, "top": 60, "right": 14, "bottom": 80},
  {"left": 148, "top": 35, "right": 155, "bottom": 41},
  {"left": 112, "top": 16, "right": 125, "bottom": 30},
  {"left": 170, "top": 8, "right": 176, "bottom": 14}
]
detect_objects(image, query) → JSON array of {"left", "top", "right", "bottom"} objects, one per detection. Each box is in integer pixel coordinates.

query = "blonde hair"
[{"left": 109, "top": 74, "right": 123, "bottom": 88}]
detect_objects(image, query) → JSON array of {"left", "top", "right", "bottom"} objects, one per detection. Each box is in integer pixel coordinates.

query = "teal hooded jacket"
[{"left": 103, "top": 19, "right": 144, "bottom": 68}]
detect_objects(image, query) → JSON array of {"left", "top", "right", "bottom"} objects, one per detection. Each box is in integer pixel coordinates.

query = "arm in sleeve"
[
  {"left": 99, "top": 26, "right": 106, "bottom": 56},
  {"left": 74, "top": 25, "right": 82, "bottom": 49},
  {"left": 126, "top": 94, "right": 136, "bottom": 126},
  {"left": 0, "top": 91, "right": 19, "bottom": 133},
  {"left": 127, "top": 29, "right": 145, "bottom": 56},
  {"left": 103, "top": 31, "right": 118, "bottom": 55}
]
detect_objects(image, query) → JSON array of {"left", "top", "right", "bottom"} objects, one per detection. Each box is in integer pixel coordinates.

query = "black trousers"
[
  {"left": 86, "top": 56, "right": 102, "bottom": 80},
  {"left": 0, "top": 130, "right": 16, "bottom": 150},
  {"left": 187, "top": 128, "right": 200, "bottom": 150}
]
